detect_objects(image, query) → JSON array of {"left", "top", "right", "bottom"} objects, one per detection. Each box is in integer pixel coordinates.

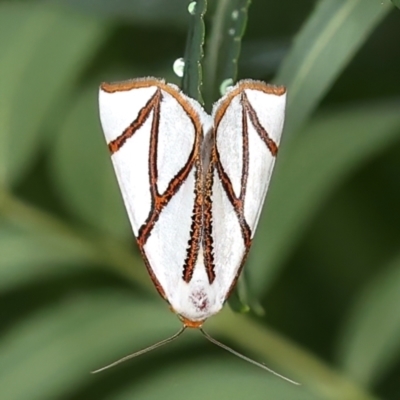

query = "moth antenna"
[
  {"left": 91, "top": 326, "right": 186, "bottom": 374},
  {"left": 199, "top": 328, "right": 300, "bottom": 385}
]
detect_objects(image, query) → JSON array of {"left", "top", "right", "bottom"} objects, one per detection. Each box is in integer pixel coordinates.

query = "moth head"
[{"left": 178, "top": 316, "right": 204, "bottom": 329}]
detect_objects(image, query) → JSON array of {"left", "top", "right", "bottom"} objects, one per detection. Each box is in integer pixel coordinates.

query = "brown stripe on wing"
[
  {"left": 108, "top": 89, "right": 161, "bottom": 154},
  {"left": 239, "top": 92, "right": 250, "bottom": 202},
  {"left": 202, "top": 146, "right": 216, "bottom": 284},
  {"left": 148, "top": 87, "right": 161, "bottom": 207},
  {"left": 182, "top": 157, "right": 204, "bottom": 283},
  {"left": 241, "top": 92, "right": 278, "bottom": 157}
]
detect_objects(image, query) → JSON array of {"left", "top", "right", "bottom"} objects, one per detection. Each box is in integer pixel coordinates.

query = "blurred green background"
[{"left": 1, "top": 0, "right": 400, "bottom": 399}]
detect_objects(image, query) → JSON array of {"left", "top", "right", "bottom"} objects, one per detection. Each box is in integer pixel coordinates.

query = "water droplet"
[
  {"left": 231, "top": 10, "right": 239, "bottom": 20},
  {"left": 188, "top": 2, "right": 196, "bottom": 15},
  {"left": 228, "top": 28, "right": 235, "bottom": 36},
  {"left": 220, "top": 78, "right": 234, "bottom": 95},
  {"left": 173, "top": 58, "right": 185, "bottom": 77}
]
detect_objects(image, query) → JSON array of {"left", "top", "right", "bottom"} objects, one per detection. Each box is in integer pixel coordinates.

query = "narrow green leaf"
[
  {"left": 248, "top": 100, "right": 400, "bottom": 296},
  {"left": 228, "top": 271, "right": 265, "bottom": 316},
  {"left": 50, "top": 87, "right": 130, "bottom": 240},
  {"left": 0, "top": 3, "right": 108, "bottom": 186},
  {"left": 202, "top": 0, "right": 253, "bottom": 312},
  {"left": 203, "top": 0, "right": 251, "bottom": 107},
  {"left": 336, "top": 254, "right": 400, "bottom": 386},
  {"left": 181, "top": 0, "right": 207, "bottom": 102},
  {"left": 275, "top": 0, "right": 392, "bottom": 136}
]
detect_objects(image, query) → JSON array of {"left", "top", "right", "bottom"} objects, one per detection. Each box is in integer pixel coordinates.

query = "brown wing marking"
[
  {"left": 181, "top": 157, "right": 204, "bottom": 283},
  {"left": 202, "top": 146, "right": 216, "bottom": 284},
  {"left": 108, "top": 91, "right": 160, "bottom": 154},
  {"left": 241, "top": 92, "right": 278, "bottom": 157}
]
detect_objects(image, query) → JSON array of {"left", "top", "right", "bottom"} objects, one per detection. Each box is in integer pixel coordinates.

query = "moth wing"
[
  {"left": 205, "top": 80, "right": 287, "bottom": 300},
  {"left": 99, "top": 77, "right": 210, "bottom": 300}
]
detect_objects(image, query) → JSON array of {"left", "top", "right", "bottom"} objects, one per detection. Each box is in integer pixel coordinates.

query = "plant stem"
[
  {"left": 207, "top": 308, "right": 379, "bottom": 400},
  {"left": 203, "top": 0, "right": 231, "bottom": 105}
]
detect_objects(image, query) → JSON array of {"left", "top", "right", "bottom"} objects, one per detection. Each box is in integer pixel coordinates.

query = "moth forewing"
[
  {"left": 207, "top": 80, "right": 287, "bottom": 303},
  {"left": 99, "top": 78, "right": 205, "bottom": 299}
]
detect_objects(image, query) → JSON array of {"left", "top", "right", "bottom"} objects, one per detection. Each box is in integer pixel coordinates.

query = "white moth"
[{"left": 96, "top": 77, "right": 295, "bottom": 383}]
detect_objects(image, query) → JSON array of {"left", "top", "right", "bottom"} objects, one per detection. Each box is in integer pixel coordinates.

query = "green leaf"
[
  {"left": 336, "top": 254, "right": 400, "bottom": 386},
  {"left": 0, "top": 3, "right": 108, "bottom": 186},
  {"left": 391, "top": 0, "right": 400, "bottom": 9},
  {"left": 275, "top": 0, "right": 392, "bottom": 136},
  {"left": 181, "top": 0, "right": 207, "bottom": 103},
  {"left": 248, "top": 100, "right": 400, "bottom": 296},
  {"left": 203, "top": 0, "right": 251, "bottom": 107},
  {"left": 0, "top": 191, "right": 150, "bottom": 289},
  {"left": 50, "top": 87, "right": 130, "bottom": 240},
  {"left": 0, "top": 228, "right": 94, "bottom": 292}
]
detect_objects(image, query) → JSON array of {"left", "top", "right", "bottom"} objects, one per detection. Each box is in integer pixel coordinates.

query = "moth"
[{"left": 95, "top": 77, "right": 295, "bottom": 383}]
